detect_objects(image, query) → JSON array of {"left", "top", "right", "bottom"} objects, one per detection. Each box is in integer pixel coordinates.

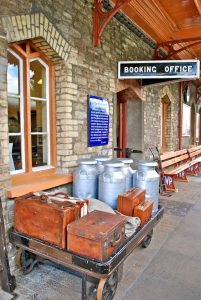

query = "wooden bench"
[
  {"left": 186, "top": 145, "right": 201, "bottom": 175},
  {"left": 159, "top": 149, "right": 190, "bottom": 192}
]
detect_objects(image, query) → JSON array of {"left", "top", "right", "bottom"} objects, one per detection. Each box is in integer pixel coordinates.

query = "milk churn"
[
  {"left": 93, "top": 156, "right": 110, "bottom": 174},
  {"left": 115, "top": 158, "right": 134, "bottom": 191},
  {"left": 73, "top": 159, "right": 98, "bottom": 199},
  {"left": 98, "top": 161, "right": 125, "bottom": 209},
  {"left": 133, "top": 170, "right": 137, "bottom": 187},
  {"left": 136, "top": 160, "right": 159, "bottom": 213}
]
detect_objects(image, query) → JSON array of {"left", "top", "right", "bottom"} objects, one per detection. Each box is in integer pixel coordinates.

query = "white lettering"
[{"left": 165, "top": 66, "right": 169, "bottom": 72}]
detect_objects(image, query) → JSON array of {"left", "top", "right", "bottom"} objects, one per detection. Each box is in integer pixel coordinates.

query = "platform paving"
[{"left": 3, "top": 173, "right": 201, "bottom": 300}]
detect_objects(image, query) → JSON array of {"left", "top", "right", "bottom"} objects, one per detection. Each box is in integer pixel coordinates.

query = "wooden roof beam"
[
  {"left": 93, "top": 0, "right": 131, "bottom": 47},
  {"left": 194, "top": 0, "right": 201, "bottom": 16}
]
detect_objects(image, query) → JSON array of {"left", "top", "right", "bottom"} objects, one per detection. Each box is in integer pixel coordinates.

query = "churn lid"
[
  {"left": 115, "top": 158, "right": 133, "bottom": 164},
  {"left": 104, "top": 160, "right": 124, "bottom": 168},
  {"left": 137, "top": 160, "right": 157, "bottom": 167},
  {"left": 93, "top": 156, "right": 110, "bottom": 162},
  {"left": 77, "top": 158, "right": 97, "bottom": 165}
]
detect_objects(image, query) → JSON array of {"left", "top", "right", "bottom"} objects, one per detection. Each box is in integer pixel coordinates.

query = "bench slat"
[
  {"left": 165, "top": 163, "right": 189, "bottom": 175},
  {"left": 188, "top": 145, "right": 201, "bottom": 153},
  {"left": 160, "top": 149, "right": 187, "bottom": 161},
  {"left": 161, "top": 154, "right": 189, "bottom": 168},
  {"left": 189, "top": 149, "right": 201, "bottom": 158}
]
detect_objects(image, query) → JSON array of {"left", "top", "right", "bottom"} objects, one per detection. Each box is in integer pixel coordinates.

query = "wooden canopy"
[{"left": 93, "top": 0, "right": 201, "bottom": 84}]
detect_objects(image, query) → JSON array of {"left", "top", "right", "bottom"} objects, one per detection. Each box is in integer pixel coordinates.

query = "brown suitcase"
[
  {"left": 117, "top": 188, "right": 146, "bottom": 216},
  {"left": 14, "top": 193, "right": 80, "bottom": 249},
  {"left": 67, "top": 210, "right": 126, "bottom": 261},
  {"left": 133, "top": 200, "right": 154, "bottom": 227}
]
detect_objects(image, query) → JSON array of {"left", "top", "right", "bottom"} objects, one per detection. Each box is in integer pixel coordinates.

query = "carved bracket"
[
  {"left": 93, "top": 0, "right": 131, "bottom": 47},
  {"left": 154, "top": 37, "right": 201, "bottom": 60}
]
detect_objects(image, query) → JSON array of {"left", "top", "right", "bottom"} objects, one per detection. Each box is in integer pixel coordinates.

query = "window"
[
  {"left": 7, "top": 41, "right": 56, "bottom": 175},
  {"left": 196, "top": 113, "right": 200, "bottom": 143},
  {"left": 182, "top": 104, "right": 191, "bottom": 136}
]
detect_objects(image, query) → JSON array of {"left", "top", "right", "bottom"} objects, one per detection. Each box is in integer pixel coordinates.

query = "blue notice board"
[{"left": 88, "top": 95, "right": 109, "bottom": 147}]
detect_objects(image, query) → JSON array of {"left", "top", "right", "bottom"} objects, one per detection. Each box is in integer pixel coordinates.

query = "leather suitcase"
[
  {"left": 42, "top": 192, "right": 88, "bottom": 217},
  {"left": 67, "top": 210, "right": 126, "bottom": 261},
  {"left": 133, "top": 200, "right": 154, "bottom": 227},
  {"left": 117, "top": 188, "right": 145, "bottom": 216},
  {"left": 14, "top": 193, "right": 80, "bottom": 249}
]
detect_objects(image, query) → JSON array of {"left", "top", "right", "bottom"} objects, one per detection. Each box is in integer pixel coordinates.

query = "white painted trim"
[
  {"left": 32, "top": 165, "right": 55, "bottom": 172},
  {"left": 8, "top": 49, "right": 25, "bottom": 174},
  {"left": 30, "top": 57, "right": 50, "bottom": 169},
  {"left": 9, "top": 133, "right": 21, "bottom": 136},
  {"left": 8, "top": 93, "right": 20, "bottom": 98},
  {"left": 31, "top": 132, "right": 48, "bottom": 135},
  {"left": 30, "top": 96, "right": 47, "bottom": 101}
]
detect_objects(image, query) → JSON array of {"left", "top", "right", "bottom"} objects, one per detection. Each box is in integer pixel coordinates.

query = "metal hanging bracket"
[
  {"left": 93, "top": 0, "right": 131, "bottom": 47},
  {"left": 154, "top": 37, "right": 201, "bottom": 59}
]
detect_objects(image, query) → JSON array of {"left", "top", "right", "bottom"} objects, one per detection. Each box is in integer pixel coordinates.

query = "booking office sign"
[{"left": 118, "top": 60, "right": 200, "bottom": 79}]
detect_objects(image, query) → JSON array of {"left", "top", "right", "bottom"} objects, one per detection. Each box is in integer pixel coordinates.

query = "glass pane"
[
  {"left": 8, "top": 96, "right": 21, "bottom": 133},
  {"left": 7, "top": 52, "right": 20, "bottom": 95},
  {"left": 9, "top": 136, "right": 22, "bottom": 171},
  {"left": 30, "top": 60, "right": 46, "bottom": 98},
  {"left": 31, "top": 100, "right": 47, "bottom": 132},
  {"left": 32, "top": 134, "right": 48, "bottom": 167}
]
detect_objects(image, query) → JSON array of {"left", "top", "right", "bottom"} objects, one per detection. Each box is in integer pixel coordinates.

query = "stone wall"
[
  {"left": 0, "top": 0, "right": 180, "bottom": 172},
  {"left": 143, "top": 83, "right": 180, "bottom": 155}
]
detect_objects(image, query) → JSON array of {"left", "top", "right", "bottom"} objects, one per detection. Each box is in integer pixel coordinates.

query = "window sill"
[{"left": 6, "top": 172, "right": 73, "bottom": 198}]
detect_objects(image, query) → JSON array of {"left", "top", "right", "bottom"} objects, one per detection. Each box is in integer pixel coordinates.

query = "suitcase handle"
[
  {"left": 49, "top": 192, "right": 69, "bottom": 199},
  {"left": 110, "top": 234, "right": 122, "bottom": 247}
]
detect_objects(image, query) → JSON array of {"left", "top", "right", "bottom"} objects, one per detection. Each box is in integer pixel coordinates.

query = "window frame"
[
  {"left": 30, "top": 56, "right": 51, "bottom": 171},
  {"left": 8, "top": 48, "right": 26, "bottom": 175},
  {"left": 8, "top": 41, "right": 56, "bottom": 178}
]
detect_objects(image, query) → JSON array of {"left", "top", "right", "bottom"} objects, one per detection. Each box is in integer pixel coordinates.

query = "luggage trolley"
[{"left": 9, "top": 206, "right": 164, "bottom": 300}]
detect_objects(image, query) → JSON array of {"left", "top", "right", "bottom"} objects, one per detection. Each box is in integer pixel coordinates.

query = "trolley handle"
[{"left": 114, "top": 147, "right": 143, "bottom": 158}]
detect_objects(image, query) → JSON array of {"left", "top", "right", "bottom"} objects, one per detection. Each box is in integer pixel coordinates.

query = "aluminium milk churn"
[
  {"left": 115, "top": 158, "right": 134, "bottom": 191},
  {"left": 73, "top": 159, "right": 98, "bottom": 199},
  {"left": 136, "top": 160, "right": 159, "bottom": 213},
  {"left": 98, "top": 161, "right": 125, "bottom": 209},
  {"left": 93, "top": 155, "right": 110, "bottom": 174},
  {"left": 132, "top": 170, "right": 137, "bottom": 187}
]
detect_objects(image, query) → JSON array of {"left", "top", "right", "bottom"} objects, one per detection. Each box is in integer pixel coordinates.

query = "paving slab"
[
  {"left": 123, "top": 273, "right": 201, "bottom": 300},
  {"left": 145, "top": 248, "right": 201, "bottom": 290},
  {"left": 0, "top": 289, "right": 14, "bottom": 300},
  {"left": 163, "top": 230, "right": 201, "bottom": 260}
]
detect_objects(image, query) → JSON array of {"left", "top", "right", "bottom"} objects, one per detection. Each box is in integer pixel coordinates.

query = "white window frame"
[
  {"left": 30, "top": 57, "right": 51, "bottom": 171},
  {"left": 8, "top": 49, "right": 25, "bottom": 175}
]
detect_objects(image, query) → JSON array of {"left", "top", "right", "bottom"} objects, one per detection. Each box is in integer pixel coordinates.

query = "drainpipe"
[{"left": 179, "top": 82, "right": 183, "bottom": 150}]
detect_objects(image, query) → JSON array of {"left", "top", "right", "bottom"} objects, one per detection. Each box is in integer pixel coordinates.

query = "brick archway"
[
  {"left": 159, "top": 87, "right": 174, "bottom": 151},
  {"left": 1, "top": 13, "right": 71, "bottom": 62}
]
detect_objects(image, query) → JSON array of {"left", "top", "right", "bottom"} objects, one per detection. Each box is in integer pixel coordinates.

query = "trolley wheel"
[
  {"left": 88, "top": 264, "right": 123, "bottom": 300},
  {"left": 16, "top": 248, "right": 39, "bottom": 274},
  {"left": 97, "top": 270, "right": 119, "bottom": 300},
  {"left": 141, "top": 229, "right": 153, "bottom": 248}
]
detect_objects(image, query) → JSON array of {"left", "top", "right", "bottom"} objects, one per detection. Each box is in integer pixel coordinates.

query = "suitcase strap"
[{"left": 25, "top": 193, "right": 75, "bottom": 209}]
